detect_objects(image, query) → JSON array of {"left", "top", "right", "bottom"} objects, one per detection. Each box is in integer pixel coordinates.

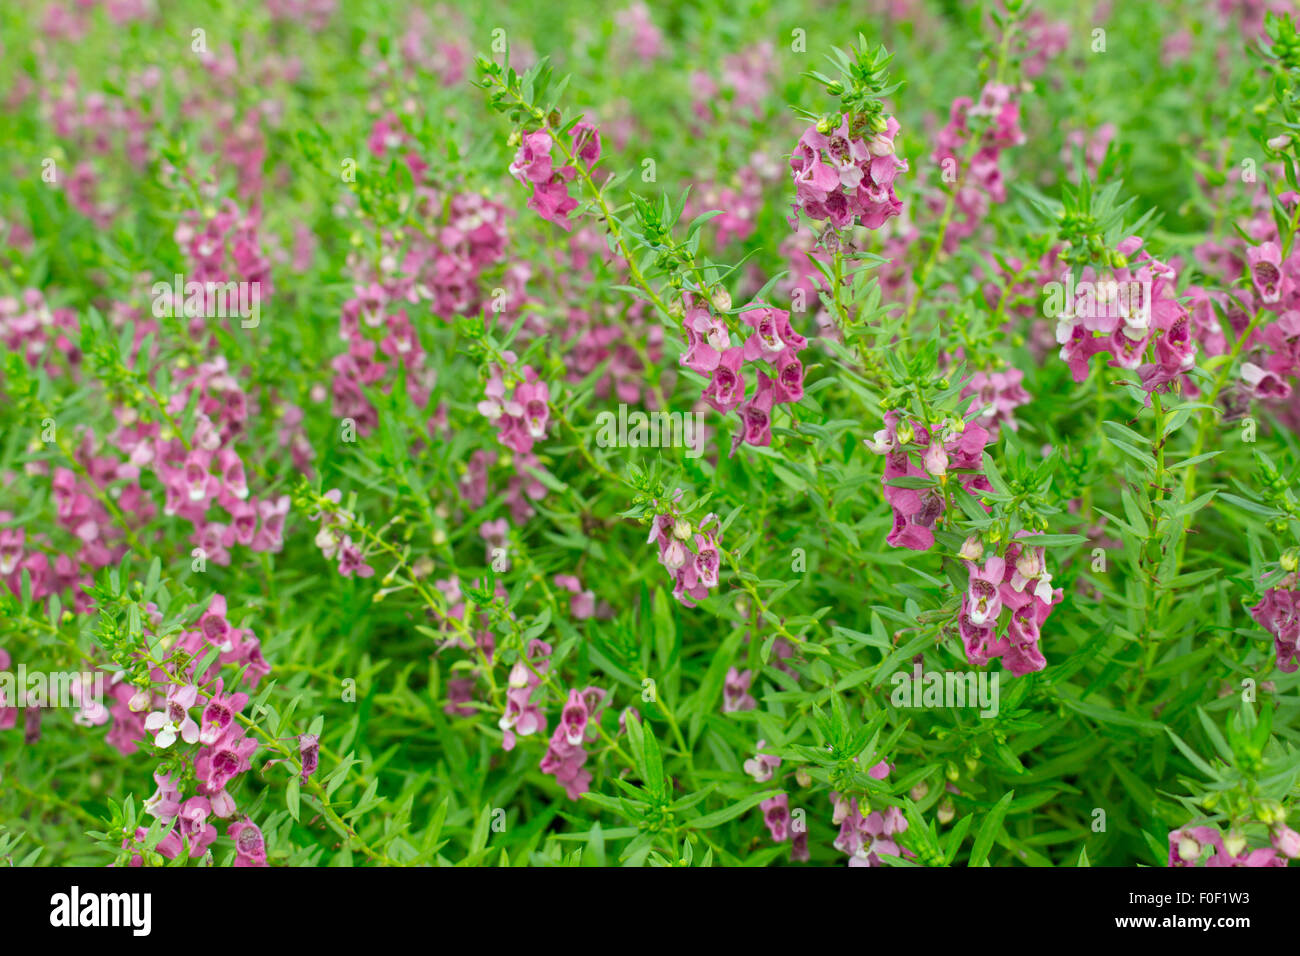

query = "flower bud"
[
  {"left": 1258, "top": 799, "right": 1285, "bottom": 826},
  {"left": 866, "top": 132, "right": 894, "bottom": 156},
  {"left": 1016, "top": 546, "right": 1044, "bottom": 580},
  {"left": 865, "top": 428, "right": 892, "bottom": 454},
  {"left": 1273, "top": 824, "right": 1300, "bottom": 859},
  {"left": 923, "top": 441, "right": 949, "bottom": 477},
  {"left": 1223, "top": 829, "right": 1247, "bottom": 858},
  {"left": 937, "top": 799, "right": 955, "bottom": 824}
]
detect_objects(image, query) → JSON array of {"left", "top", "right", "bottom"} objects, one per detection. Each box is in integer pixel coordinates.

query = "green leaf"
[
  {"left": 689, "top": 789, "right": 780, "bottom": 829},
  {"left": 969, "top": 790, "right": 1015, "bottom": 867}
]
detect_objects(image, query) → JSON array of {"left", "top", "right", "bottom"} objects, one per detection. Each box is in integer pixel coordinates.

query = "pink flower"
[
  {"left": 336, "top": 536, "right": 374, "bottom": 578},
  {"left": 143, "top": 684, "right": 200, "bottom": 748},
  {"left": 195, "top": 725, "right": 258, "bottom": 791},
  {"left": 540, "top": 686, "right": 606, "bottom": 799},
  {"left": 508, "top": 129, "right": 555, "bottom": 184},
  {"left": 198, "top": 678, "right": 248, "bottom": 746},
  {"left": 299, "top": 734, "right": 320, "bottom": 784},
  {"left": 965, "top": 556, "right": 1005, "bottom": 627},
  {"left": 1248, "top": 242, "right": 1285, "bottom": 304},
  {"left": 1249, "top": 588, "right": 1300, "bottom": 672},
  {"left": 178, "top": 796, "right": 218, "bottom": 857},
  {"left": 963, "top": 368, "right": 1031, "bottom": 433},
  {"left": 571, "top": 121, "right": 601, "bottom": 165},
  {"left": 732, "top": 371, "right": 776, "bottom": 450},
  {"left": 554, "top": 573, "right": 596, "bottom": 619},
  {"left": 743, "top": 740, "right": 782, "bottom": 782},
  {"left": 680, "top": 307, "right": 723, "bottom": 374},
  {"left": 143, "top": 770, "right": 182, "bottom": 821},
  {"left": 499, "top": 640, "right": 551, "bottom": 750},
  {"left": 760, "top": 793, "right": 791, "bottom": 842},
  {"left": 228, "top": 819, "right": 269, "bottom": 867},
  {"left": 722, "top": 667, "right": 756, "bottom": 712},
  {"left": 121, "top": 826, "right": 182, "bottom": 866}
]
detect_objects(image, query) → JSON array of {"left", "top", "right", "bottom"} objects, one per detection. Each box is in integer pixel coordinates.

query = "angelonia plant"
[{"left": 3, "top": 0, "right": 1300, "bottom": 871}]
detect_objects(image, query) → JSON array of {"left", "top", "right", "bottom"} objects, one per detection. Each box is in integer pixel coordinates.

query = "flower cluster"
[
  {"left": 508, "top": 122, "right": 601, "bottom": 231},
  {"left": 647, "top": 510, "right": 723, "bottom": 608},
  {"left": 866, "top": 411, "right": 994, "bottom": 552},
  {"left": 330, "top": 190, "right": 507, "bottom": 438},
  {"left": 689, "top": 41, "right": 776, "bottom": 125},
  {"left": 573, "top": 310, "right": 665, "bottom": 400},
  {"left": 789, "top": 114, "right": 907, "bottom": 231},
  {"left": 307, "top": 490, "right": 375, "bottom": 579},
  {"left": 679, "top": 298, "right": 809, "bottom": 452},
  {"left": 1249, "top": 586, "right": 1300, "bottom": 672},
  {"left": 0, "top": 289, "right": 80, "bottom": 373},
  {"left": 614, "top": 2, "right": 664, "bottom": 63},
  {"left": 540, "top": 686, "right": 608, "bottom": 799},
  {"left": 553, "top": 573, "right": 596, "bottom": 619},
  {"left": 961, "top": 368, "right": 1031, "bottom": 434},
  {"left": 1168, "top": 825, "right": 1292, "bottom": 867},
  {"left": 115, "top": 363, "right": 291, "bottom": 569},
  {"left": 132, "top": 756, "right": 264, "bottom": 865},
  {"left": 93, "top": 589, "right": 275, "bottom": 865},
  {"left": 1238, "top": 240, "right": 1300, "bottom": 401},
  {"left": 830, "top": 761, "right": 906, "bottom": 867},
  {"left": 1054, "top": 237, "right": 1195, "bottom": 398},
  {"left": 931, "top": 83, "right": 1025, "bottom": 248},
  {"left": 500, "top": 638, "right": 551, "bottom": 751},
  {"left": 170, "top": 201, "right": 274, "bottom": 339},
  {"left": 957, "top": 534, "right": 1063, "bottom": 676},
  {"left": 476, "top": 361, "right": 553, "bottom": 522},
  {"left": 683, "top": 169, "right": 765, "bottom": 247}
]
